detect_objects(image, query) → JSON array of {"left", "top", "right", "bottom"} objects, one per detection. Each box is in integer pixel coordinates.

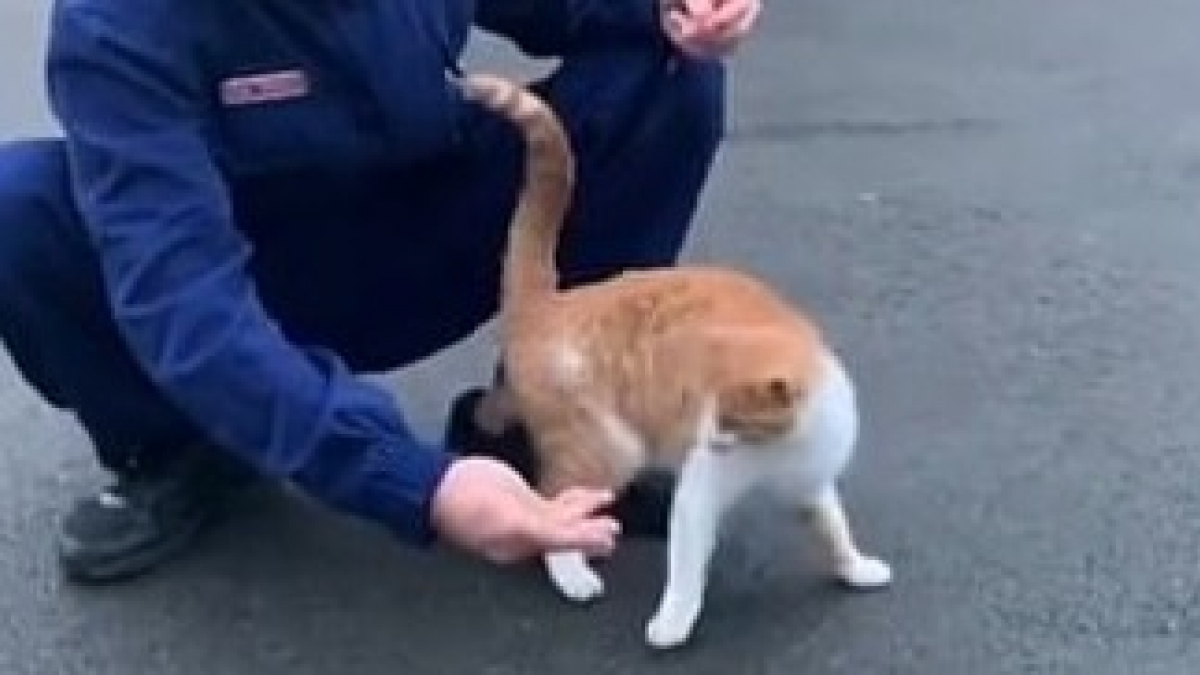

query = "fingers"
[
  {"left": 665, "top": 11, "right": 713, "bottom": 57},
  {"left": 537, "top": 516, "right": 621, "bottom": 558},
  {"left": 665, "top": 9, "right": 696, "bottom": 43},
  {"left": 529, "top": 487, "right": 621, "bottom": 558},
  {"left": 662, "top": 0, "right": 715, "bottom": 16},
  {"left": 734, "top": 0, "right": 761, "bottom": 35},
  {"left": 477, "top": 503, "right": 619, "bottom": 565},
  {"left": 553, "top": 487, "right": 617, "bottom": 520},
  {"left": 709, "top": 0, "right": 759, "bottom": 34},
  {"left": 663, "top": 0, "right": 760, "bottom": 58},
  {"left": 433, "top": 457, "right": 624, "bottom": 565}
]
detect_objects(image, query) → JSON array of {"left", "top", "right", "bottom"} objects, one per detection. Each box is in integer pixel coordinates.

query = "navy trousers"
[{"left": 0, "top": 48, "right": 724, "bottom": 473}]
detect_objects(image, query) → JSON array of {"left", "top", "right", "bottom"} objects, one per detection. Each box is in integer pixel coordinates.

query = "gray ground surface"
[{"left": 3, "top": 1, "right": 1200, "bottom": 673}]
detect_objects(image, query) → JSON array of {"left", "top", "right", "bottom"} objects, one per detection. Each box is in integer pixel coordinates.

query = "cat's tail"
[{"left": 457, "top": 73, "right": 575, "bottom": 318}]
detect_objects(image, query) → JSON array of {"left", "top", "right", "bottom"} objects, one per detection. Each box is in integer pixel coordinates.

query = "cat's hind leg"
[
  {"left": 801, "top": 484, "right": 892, "bottom": 589},
  {"left": 787, "top": 354, "right": 893, "bottom": 590}
]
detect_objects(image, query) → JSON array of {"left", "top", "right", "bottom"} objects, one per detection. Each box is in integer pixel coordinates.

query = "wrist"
[{"left": 428, "top": 456, "right": 466, "bottom": 539}]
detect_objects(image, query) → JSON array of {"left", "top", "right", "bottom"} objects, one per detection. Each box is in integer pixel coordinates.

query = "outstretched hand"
[
  {"left": 430, "top": 456, "right": 621, "bottom": 564},
  {"left": 661, "top": 0, "right": 763, "bottom": 59}
]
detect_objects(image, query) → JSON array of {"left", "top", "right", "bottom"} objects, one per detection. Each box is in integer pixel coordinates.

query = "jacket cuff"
[{"left": 352, "top": 442, "right": 457, "bottom": 546}]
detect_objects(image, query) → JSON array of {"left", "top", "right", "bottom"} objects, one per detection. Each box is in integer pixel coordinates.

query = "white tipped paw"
[
  {"left": 645, "top": 605, "right": 700, "bottom": 650},
  {"left": 546, "top": 552, "right": 605, "bottom": 603},
  {"left": 837, "top": 555, "right": 893, "bottom": 589}
]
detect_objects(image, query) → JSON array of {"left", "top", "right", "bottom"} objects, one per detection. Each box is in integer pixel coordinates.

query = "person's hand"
[
  {"left": 661, "top": 0, "right": 762, "bottom": 60},
  {"left": 430, "top": 456, "right": 621, "bottom": 564}
]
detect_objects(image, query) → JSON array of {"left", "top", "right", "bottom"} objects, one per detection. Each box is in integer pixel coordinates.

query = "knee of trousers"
[
  {"left": 0, "top": 139, "right": 89, "bottom": 310},
  {"left": 0, "top": 139, "right": 196, "bottom": 450},
  {"left": 615, "top": 48, "right": 727, "bottom": 167},
  {"left": 0, "top": 138, "right": 98, "bottom": 397},
  {"left": 547, "top": 45, "right": 728, "bottom": 168},
  {"left": 655, "top": 56, "right": 728, "bottom": 166}
]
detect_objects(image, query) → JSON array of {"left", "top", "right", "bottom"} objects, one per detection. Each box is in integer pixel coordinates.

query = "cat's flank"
[{"left": 457, "top": 73, "right": 893, "bottom": 650}]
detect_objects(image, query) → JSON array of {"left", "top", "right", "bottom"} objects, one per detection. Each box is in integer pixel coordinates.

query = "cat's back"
[
  {"left": 535, "top": 264, "right": 827, "bottom": 398},
  {"left": 505, "top": 264, "right": 832, "bottom": 458},
  {"left": 566, "top": 264, "right": 817, "bottom": 336}
]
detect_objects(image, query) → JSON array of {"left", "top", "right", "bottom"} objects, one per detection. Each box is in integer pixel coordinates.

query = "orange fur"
[{"left": 458, "top": 73, "right": 827, "bottom": 493}]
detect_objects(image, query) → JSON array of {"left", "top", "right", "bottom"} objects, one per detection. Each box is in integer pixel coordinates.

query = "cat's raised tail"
[{"left": 457, "top": 73, "right": 575, "bottom": 319}]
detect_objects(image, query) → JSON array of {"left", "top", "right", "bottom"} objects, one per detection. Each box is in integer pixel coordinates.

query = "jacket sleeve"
[
  {"left": 45, "top": 4, "right": 454, "bottom": 544},
  {"left": 475, "top": 0, "right": 663, "bottom": 56}
]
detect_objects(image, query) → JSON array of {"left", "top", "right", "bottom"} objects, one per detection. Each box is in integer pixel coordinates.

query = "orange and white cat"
[{"left": 457, "top": 73, "right": 893, "bottom": 650}]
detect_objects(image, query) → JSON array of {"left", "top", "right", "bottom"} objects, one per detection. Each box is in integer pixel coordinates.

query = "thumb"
[
  {"left": 551, "top": 487, "right": 618, "bottom": 520},
  {"left": 682, "top": 0, "right": 715, "bottom": 16}
]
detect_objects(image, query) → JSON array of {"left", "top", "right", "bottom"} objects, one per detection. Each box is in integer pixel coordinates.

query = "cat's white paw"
[
  {"left": 837, "top": 555, "right": 893, "bottom": 589},
  {"left": 645, "top": 603, "right": 701, "bottom": 650},
  {"left": 546, "top": 552, "right": 605, "bottom": 603}
]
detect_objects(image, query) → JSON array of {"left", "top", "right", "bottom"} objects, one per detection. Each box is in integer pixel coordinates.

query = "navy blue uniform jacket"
[{"left": 44, "top": 0, "right": 661, "bottom": 544}]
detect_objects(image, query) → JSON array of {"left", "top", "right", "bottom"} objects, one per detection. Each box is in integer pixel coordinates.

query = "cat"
[{"left": 456, "top": 72, "right": 893, "bottom": 650}]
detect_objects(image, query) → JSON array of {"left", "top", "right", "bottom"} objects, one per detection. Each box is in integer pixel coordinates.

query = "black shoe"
[
  {"left": 444, "top": 387, "right": 674, "bottom": 539},
  {"left": 57, "top": 445, "right": 260, "bottom": 584}
]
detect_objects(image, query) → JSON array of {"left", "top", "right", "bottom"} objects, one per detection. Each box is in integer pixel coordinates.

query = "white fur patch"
[
  {"left": 550, "top": 342, "right": 587, "bottom": 384},
  {"left": 546, "top": 551, "right": 605, "bottom": 602}
]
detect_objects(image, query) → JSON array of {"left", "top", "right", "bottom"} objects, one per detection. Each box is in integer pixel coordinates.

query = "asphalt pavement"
[{"left": 3, "top": 1, "right": 1200, "bottom": 673}]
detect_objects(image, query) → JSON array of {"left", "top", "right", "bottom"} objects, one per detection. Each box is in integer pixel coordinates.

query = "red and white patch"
[{"left": 219, "top": 70, "right": 311, "bottom": 106}]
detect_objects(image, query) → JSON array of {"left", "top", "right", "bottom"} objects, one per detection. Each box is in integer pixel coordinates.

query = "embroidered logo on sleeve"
[{"left": 219, "top": 70, "right": 311, "bottom": 106}]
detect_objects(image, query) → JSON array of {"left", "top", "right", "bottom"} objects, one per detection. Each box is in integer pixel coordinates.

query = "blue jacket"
[{"left": 44, "top": 0, "right": 661, "bottom": 544}]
